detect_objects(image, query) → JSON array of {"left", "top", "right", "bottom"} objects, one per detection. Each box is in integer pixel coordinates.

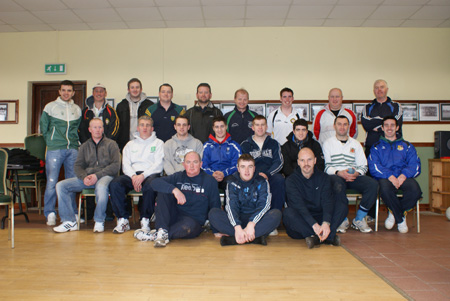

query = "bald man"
[
  {"left": 313, "top": 88, "right": 358, "bottom": 146},
  {"left": 283, "top": 147, "right": 347, "bottom": 249}
]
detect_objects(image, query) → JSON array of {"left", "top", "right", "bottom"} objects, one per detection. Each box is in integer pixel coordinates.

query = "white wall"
[{"left": 1, "top": 27, "right": 449, "bottom": 144}]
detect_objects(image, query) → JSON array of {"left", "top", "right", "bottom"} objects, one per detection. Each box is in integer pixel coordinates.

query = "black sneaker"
[
  {"left": 251, "top": 236, "right": 267, "bottom": 246},
  {"left": 305, "top": 235, "right": 320, "bottom": 249},
  {"left": 324, "top": 235, "right": 341, "bottom": 246},
  {"left": 220, "top": 236, "right": 238, "bottom": 246}
]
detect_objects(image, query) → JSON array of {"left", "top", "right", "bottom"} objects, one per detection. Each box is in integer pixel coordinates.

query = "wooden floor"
[{"left": 0, "top": 221, "right": 404, "bottom": 300}]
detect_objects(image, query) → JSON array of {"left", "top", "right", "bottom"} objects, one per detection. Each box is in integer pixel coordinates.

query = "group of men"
[{"left": 39, "top": 78, "right": 421, "bottom": 249}]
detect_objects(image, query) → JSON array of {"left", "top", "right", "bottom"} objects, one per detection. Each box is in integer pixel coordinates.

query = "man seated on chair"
[
  {"left": 284, "top": 148, "right": 346, "bottom": 248},
  {"left": 368, "top": 116, "right": 422, "bottom": 234},
  {"left": 209, "top": 154, "right": 282, "bottom": 246},
  {"left": 322, "top": 115, "right": 378, "bottom": 234},
  {"left": 164, "top": 115, "right": 203, "bottom": 175},
  {"left": 109, "top": 115, "right": 164, "bottom": 234},
  {"left": 53, "top": 118, "right": 120, "bottom": 233},
  {"left": 134, "top": 151, "right": 221, "bottom": 247}
]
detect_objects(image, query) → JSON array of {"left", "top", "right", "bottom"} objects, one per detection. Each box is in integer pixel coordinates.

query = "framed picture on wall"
[
  {"left": 221, "top": 103, "right": 235, "bottom": 115},
  {"left": 342, "top": 103, "right": 353, "bottom": 111},
  {"left": 353, "top": 103, "right": 365, "bottom": 121},
  {"left": 148, "top": 96, "right": 159, "bottom": 104},
  {"left": 293, "top": 103, "right": 309, "bottom": 121},
  {"left": 419, "top": 103, "right": 439, "bottom": 121},
  {"left": 0, "top": 103, "right": 7, "bottom": 121},
  {"left": 310, "top": 103, "right": 326, "bottom": 121},
  {"left": 265, "top": 103, "right": 280, "bottom": 118},
  {"left": 106, "top": 98, "right": 115, "bottom": 108},
  {"left": 402, "top": 103, "right": 418, "bottom": 121},
  {"left": 249, "top": 104, "right": 265, "bottom": 116},
  {"left": 441, "top": 104, "right": 450, "bottom": 121}
]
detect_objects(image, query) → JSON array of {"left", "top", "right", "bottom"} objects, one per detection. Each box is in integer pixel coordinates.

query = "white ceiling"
[{"left": 0, "top": 0, "right": 449, "bottom": 32}]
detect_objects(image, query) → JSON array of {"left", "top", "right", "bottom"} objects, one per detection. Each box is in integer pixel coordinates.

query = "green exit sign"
[{"left": 45, "top": 64, "right": 66, "bottom": 74}]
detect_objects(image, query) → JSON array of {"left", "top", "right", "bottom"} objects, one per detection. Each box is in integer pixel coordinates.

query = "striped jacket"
[{"left": 323, "top": 136, "right": 368, "bottom": 176}]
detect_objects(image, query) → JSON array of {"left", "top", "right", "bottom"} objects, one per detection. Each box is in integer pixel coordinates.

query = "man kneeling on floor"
[
  {"left": 134, "top": 151, "right": 220, "bottom": 247},
  {"left": 53, "top": 118, "right": 120, "bottom": 233},
  {"left": 209, "top": 154, "right": 282, "bottom": 246},
  {"left": 283, "top": 148, "right": 347, "bottom": 248}
]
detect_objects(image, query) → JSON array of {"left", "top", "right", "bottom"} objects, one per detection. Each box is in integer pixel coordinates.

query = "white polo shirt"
[{"left": 267, "top": 107, "right": 300, "bottom": 145}]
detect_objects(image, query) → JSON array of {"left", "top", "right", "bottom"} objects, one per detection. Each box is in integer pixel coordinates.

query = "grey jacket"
[
  {"left": 163, "top": 133, "right": 204, "bottom": 175},
  {"left": 74, "top": 136, "right": 121, "bottom": 180}
]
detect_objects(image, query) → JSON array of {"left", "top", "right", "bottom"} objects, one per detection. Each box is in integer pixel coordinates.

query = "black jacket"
[
  {"left": 281, "top": 131, "right": 324, "bottom": 177},
  {"left": 185, "top": 102, "right": 223, "bottom": 144}
]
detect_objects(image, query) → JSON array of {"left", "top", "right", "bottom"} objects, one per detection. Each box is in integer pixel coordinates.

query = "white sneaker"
[
  {"left": 269, "top": 229, "right": 278, "bottom": 236},
  {"left": 351, "top": 218, "right": 373, "bottom": 233},
  {"left": 134, "top": 229, "right": 157, "bottom": 241},
  {"left": 46, "top": 212, "right": 56, "bottom": 226},
  {"left": 154, "top": 228, "right": 169, "bottom": 248},
  {"left": 365, "top": 215, "right": 375, "bottom": 224},
  {"left": 398, "top": 218, "right": 408, "bottom": 233},
  {"left": 113, "top": 218, "right": 130, "bottom": 234},
  {"left": 337, "top": 218, "right": 349, "bottom": 233},
  {"left": 93, "top": 222, "right": 104, "bottom": 233},
  {"left": 385, "top": 212, "right": 395, "bottom": 230},
  {"left": 140, "top": 217, "right": 150, "bottom": 232},
  {"left": 75, "top": 214, "right": 85, "bottom": 224},
  {"left": 53, "top": 221, "right": 78, "bottom": 233}
]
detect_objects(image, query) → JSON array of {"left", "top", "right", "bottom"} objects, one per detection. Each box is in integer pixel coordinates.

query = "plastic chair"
[{"left": 0, "top": 148, "right": 14, "bottom": 248}]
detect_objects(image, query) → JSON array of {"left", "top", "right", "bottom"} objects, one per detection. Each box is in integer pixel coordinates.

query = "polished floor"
[{"left": 0, "top": 208, "right": 449, "bottom": 300}]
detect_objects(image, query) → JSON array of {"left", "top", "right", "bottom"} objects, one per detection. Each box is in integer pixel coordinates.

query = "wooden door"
[{"left": 31, "top": 81, "right": 87, "bottom": 134}]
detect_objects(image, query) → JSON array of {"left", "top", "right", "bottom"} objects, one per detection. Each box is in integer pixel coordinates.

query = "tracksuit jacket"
[
  {"left": 368, "top": 136, "right": 421, "bottom": 180},
  {"left": 313, "top": 104, "right": 358, "bottom": 145},
  {"left": 224, "top": 106, "right": 257, "bottom": 144},
  {"left": 145, "top": 101, "right": 186, "bottom": 142},
  {"left": 202, "top": 133, "right": 242, "bottom": 177},
  {"left": 240, "top": 135, "right": 283, "bottom": 176},
  {"left": 323, "top": 136, "right": 368, "bottom": 176}
]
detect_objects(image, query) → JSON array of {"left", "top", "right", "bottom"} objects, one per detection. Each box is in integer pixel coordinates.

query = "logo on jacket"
[
  {"left": 174, "top": 146, "right": 192, "bottom": 164},
  {"left": 350, "top": 148, "right": 355, "bottom": 153},
  {"left": 151, "top": 146, "right": 156, "bottom": 152},
  {"left": 105, "top": 118, "right": 110, "bottom": 125},
  {"left": 397, "top": 145, "right": 404, "bottom": 151},
  {"left": 171, "top": 116, "right": 175, "bottom": 121},
  {"left": 290, "top": 118, "right": 296, "bottom": 123},
  {"left": 231, "top": 123, "right": 239, "bottom": 128},
  {"left": 248, "top": 121, "right": 252, "bottom": 128},
  {"left": 180, "top": 183, "right": 204, "bottom": 193}
]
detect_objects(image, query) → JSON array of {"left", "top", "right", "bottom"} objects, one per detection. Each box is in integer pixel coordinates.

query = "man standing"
[
  {"left": 164, "top": 115, "right": 204, "bottom": 175},
  {"left": 40, "top": 80, "right": 82, "bottom": 226},
  {"left": 282, "top": 118, "right": 324, "bottom": 177},
  {"left": 78, "top": 83, "right": 119, "bottom": 144},
  {"left": 116, "top": 78, "right": 154, "bottom": 151},
  {"left": 209, "top": 154, "right": 282, "bottom": 246},
  {"left": 323, "top": 116, "right": 378, "bottom": 233},
  {"left": 185, "top": 83, "right": 223, "bottom": 143},
  {"left": 313, "top": 88, "right": 358, "bottom": 146},
  {"left": 224, "top": 89, "right": 257, "bottom": 144},
  {"left": 362, "top": 79, "right": 403, "bottom": 157},
  {"left": 284, "top": 148, "right": 346, "bottom": 248},
  {"left": 109, "top": 116, "right": 164, "bottom": 234},
  {"left": 145, "top": 83, "right": 186, "bottom": 142},
  {"left": 267, "top": 87, "right": 300, "bottom": 146},
  {"left": 53, "top": 118, "right": 120, "bottom": 233},
  {"left": 368, "top": 116, "right": 422, "bottom": 233},
  {"left": 241, "top": 115, "right": 285, "bottom": 212},
  {"left": 202, "top": 116, "right": 242, "bottom": 193},
  {"left": 134, "top": 152, "right": 221, "bottom": 247}
]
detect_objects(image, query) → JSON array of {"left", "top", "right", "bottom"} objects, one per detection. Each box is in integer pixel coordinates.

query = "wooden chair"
[{"left": 0, "top": 148, "right": 14, "bottom": 248}]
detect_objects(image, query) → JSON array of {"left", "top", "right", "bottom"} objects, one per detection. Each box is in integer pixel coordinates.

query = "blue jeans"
[
  {"left": 44, "top": 149, "right": 78, "bottom": 218},
  {"left": 56, "top": 176, "right": 113, "bottom": 223}
]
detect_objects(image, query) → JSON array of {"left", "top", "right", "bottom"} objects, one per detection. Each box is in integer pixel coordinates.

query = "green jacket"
[{"left": 39, "top": 97, "right": 82, "bottom": 151}]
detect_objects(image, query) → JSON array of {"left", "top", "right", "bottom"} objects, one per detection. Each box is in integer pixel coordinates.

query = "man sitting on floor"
[
  {"left": 53, "top": 118, "right": 120, "bottom": 233},
  {"left": 134, "top": 151, "right": 220, "bottom": 247},
  {"left": 209, "top": 154, "right": 281, "bottom": 246},
  {"left": 284, "top": 148, "right": 346, "bottom": 248},
  {"left": 368, "top": 116, "right": 422, "bottom": 233}
]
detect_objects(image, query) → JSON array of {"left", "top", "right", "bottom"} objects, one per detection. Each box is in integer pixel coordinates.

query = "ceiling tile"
[
  {"left": 203, "top": 6, "right": 244, "bottom": 19},
  {"left": 201, "top": 0, "right": 245, "bottom": 5},
  {"left": 329, "top": 5, "right": 377, "bottom": 19},
  {"left": 154, "top": 0, "right": 200, "bottom": 7},
  {"left": 108, "top": 0, "right": 156, "bottom": 8},
  {"left": 0, "top": 11, "right": 43, "bottom": 24},
  {"left": 247, "top": 0, "right": 292, "bottom": 5},
  {"left": 292, "top": 0, "right": 337, "bottom": 5},
  {"left": 62, "top": 0, "right": 111, "bottom": 9},
  {"left": 0, "top": 0, "right": 25, "bottom": 12},
  {"left": 159, "top": 6, "right": 203, "bottom": 20},
  {"left": 383, "top": 0, "right": 428, "bottom": 5},
  {"left": 337, "top": 0, "right": 383, "bottom": 5},
  {"left": 288, "top": 6, "right": 334, "bottom": 19},
  {"left": 362, "top": 19, "right": 404, "bottom": 26},
  {"left": 246, "top": 6, "right": 289, "bottom": 19},
  {"left": 165, "top": 20, "right": 204, "bottom": 27},
  {"left": 126, "top": 20, "right": 166, "bottom": 28},
  {"left": 73, "top": 8, "right": 122, "bottom": 23},
  {"left": 245, "top": 19, "right": 285, "bottom": 26},
  {"left": 116, "top": 7, "right": 162, "bottom": 21},
  {"left": 88, "top": 22, "right": 129, "bottom": 30},
  {"left": 14, "top": 0, "right": 67, "bottom": 11},
  {"left": 0, "top": 24, "right": 18, "bottom": 32},
  {"left": 410, "top": 6, "right": 450, "bottom": 19},
  {"left": 49, "top": 23, "right": 91, "bottom": 30},
  {"left": 427, "top": 0, "right": 450, "bottom": 5},
  {"left": 34, "top": 10, "right": 83, "bottom": 23},
  {"left": 369, "top": 6, "right": 420, "bottom": 19},
  {"left": 323, "top": 19, "right": 365, "bottom": 26},
  {"left": 205, "top": 19, "right": 244, "bottom": 27},
  {"left": 438, "top": 19, "right": 450, "bottom": 27},
  {"left": 284, "top": 19, "right": 325, "bottom": 26},
  {"left": 14, "top": 23, "right": 54, "bottom": 31},
  {"left": 401, "top": 19, "right": 444, "bottom": 27}
]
